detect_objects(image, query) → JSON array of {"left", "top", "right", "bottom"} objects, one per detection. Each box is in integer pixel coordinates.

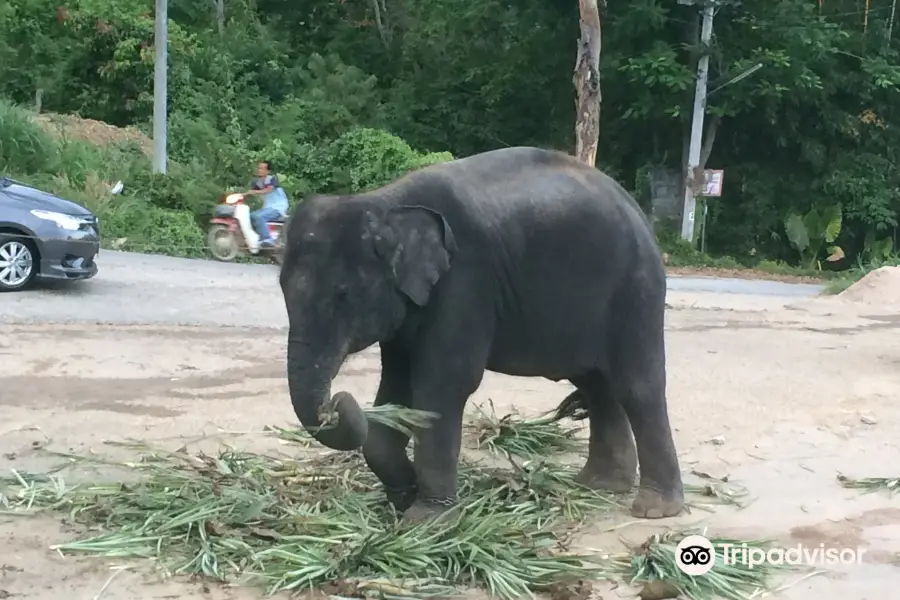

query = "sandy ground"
[{"left": 1, "top": 256, "right": 899, "bottom": 599}]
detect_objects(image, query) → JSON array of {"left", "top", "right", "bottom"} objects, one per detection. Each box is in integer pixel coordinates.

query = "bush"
[
  {"left": 408, "top": 151, "right": 456, "bottom": 170},
  {"left": 0, "top": 100, "right": 60, "bottom": 174},
  {"left": 126, "top": 163, "right": 224, "bottom": 225},
  {"left": 2, "top": 97, "right": 459, "bottom": 262},
  {"left": 99, "top": 202, "right": 207, "bottom": 258},
  {"left": 301, "top": 127, "right": 456, "bottom": 195}
]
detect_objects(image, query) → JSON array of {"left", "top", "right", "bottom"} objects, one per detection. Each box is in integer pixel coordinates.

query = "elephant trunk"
[{"left": 286, "top": 335, "right": 368, "bottom": 451}]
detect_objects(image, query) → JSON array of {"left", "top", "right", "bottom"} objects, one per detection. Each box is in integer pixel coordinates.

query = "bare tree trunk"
[
  {"left": 35, "top": 88, "right": 43, "bottom": 113},
  {"left": 698, "top": 113, "right": 721, "bottom": 171},
  {"left": 889, "top": 0, "right": 897, "bottom": 40},
  {"left": 679, "top": 13, "right": 720, "bottom": 200},
  {"left": 680, "top": 11, "right": 700, "bottom": 195},
  {"left": 371, "top": 0, "right": 392, "bottom": 49},
  {"left": 210, "top": 0, "right": 225, "bottom": 35},
  {"left": 573, "top": 0, "right": 602, "bottom": 166}
]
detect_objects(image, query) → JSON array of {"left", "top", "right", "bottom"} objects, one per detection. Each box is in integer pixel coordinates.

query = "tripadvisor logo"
[
  {"left": 674, "top": 534, "right": 866, "bottom": 575},
  {"left": 675, "top": 535, "right": 716, "bottom": 576}
]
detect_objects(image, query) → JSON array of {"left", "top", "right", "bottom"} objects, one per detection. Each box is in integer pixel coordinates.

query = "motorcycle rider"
[{"left": 245, "top": 160, "right": 289, "bottom": 249}]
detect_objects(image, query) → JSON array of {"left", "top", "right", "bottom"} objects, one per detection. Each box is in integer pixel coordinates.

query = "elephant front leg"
[
  {"left": 403, "top": 406, "right": 467, "bottom": 523},
  {"left": 362, "top": 343, "right": 418, "bottom": 512},
  {"left": 401, "top": 362, "right": 484, "bottom": 524}
]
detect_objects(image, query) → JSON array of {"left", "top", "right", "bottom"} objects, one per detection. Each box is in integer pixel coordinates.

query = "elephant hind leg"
[
  {"left": 565, "top": 373, "right": 638, "bottom": 494},
  {"left": 604, "top": 318, "right": 684, "bottom": 518}
]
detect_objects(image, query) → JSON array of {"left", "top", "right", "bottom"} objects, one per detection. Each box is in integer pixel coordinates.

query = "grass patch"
[
  {"left": 823, "top": 276, "right": 856, "bottom": 295},
  {"left": 837, "top": 474, "right": 900, "bottom": 496}
]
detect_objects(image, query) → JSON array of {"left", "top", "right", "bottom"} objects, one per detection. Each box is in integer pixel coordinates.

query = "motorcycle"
[{"left": 207, "top": 192, "right": 287, "bottom": 265}]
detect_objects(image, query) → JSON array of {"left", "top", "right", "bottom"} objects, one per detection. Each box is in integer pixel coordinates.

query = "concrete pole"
[
  {"left": 152, "top": 0, "right": 168, "bottom": 174},
  {"left": 680, "top": 2, "right": 714, "bottom": 242}
]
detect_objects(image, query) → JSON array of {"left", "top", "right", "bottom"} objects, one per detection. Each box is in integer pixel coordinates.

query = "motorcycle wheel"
[
  {"left": 271, "top": 243, "right": 285, "bottom": 266},
  {"left": 207, "top": 225, "right": 240, "bottom": 261}
]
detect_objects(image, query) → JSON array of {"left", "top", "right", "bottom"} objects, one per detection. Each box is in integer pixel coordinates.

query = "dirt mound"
[
  {"left": 33, "top": 112, "right": 152, "bottom": 156},
  {"left": 838, "top": 266, "right": 900, "bottom": 306}
]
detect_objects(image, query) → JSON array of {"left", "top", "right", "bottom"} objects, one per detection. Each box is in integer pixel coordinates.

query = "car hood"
[{"left": 1, "top": 183, "right": 94, "bottom": 216}]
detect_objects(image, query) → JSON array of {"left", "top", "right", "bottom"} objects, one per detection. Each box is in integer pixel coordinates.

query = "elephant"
[{"left": 278, "top": 146, "right": 684, "bottom": 523}]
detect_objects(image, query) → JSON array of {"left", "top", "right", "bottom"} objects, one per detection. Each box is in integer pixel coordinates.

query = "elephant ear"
[{"left": 371, "top": 205, "right": 457, "bottom": 306}]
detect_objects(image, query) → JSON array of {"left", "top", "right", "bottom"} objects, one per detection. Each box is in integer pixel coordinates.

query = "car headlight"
[{"left": 31, "top": 209, "right": 84, "bottom": 231}]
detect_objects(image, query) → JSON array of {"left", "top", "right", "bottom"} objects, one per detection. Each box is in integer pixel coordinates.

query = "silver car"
[{"left": 0, "top": 176, "right": 101, "bottom": 292}]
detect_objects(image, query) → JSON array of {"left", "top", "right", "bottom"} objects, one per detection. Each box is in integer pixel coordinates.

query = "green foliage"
[
  {"left": 0, "top": 91, "right": 449, "bottom": 260},
  {"left": 0, "top": 100, "right": 57, "bottom": 174},
  {"left": 112, "top": 206, "right": 208, "bottom": 258},
  {"left": 862, "top": 230, "right": 894, "bottom": 262},
  {"left": 1, "top": 0, "right": 899, "bottom": 275},
  {"left": 307, "top": 127, "right": 444, "bottom": 194},
  {"left": 784, "top": 205, "right": 843, "bottom": 269}
]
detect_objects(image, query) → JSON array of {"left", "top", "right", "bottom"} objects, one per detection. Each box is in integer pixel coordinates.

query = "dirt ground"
[
  {"left": 2, "top": 289, "right": 899, "bottom": 600},
  {"left": 33, "top": 112, "right": 152, "bottom": 154}
]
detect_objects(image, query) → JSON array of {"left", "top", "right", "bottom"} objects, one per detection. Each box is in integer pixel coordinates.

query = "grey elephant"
[{"left": 278, "top": 146, "right": 684, "bottom": 522}]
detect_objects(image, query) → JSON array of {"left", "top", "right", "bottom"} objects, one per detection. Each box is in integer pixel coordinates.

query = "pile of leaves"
[
  {"left": 837, "top": 474, "right": 900, "bottom": 496},
  {"left": 0, "top": 404, "right": 794, "bottom": 599},
  {"left": 466, "top": 400, "right": 585, "bottom": 458},
  {"left": 603, "top": 529, "right": 800, "bottom": 600},
  {"left": 0, "top": 409, "right": 619, "bottom": 599}
]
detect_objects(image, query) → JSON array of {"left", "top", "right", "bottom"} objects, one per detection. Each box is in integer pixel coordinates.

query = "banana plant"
[{"left": 784, "top": 205, "right": 844, "bottom": 269}]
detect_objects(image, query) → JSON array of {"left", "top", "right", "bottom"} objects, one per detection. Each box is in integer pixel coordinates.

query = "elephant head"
[{"left": 278, "top": 195, "right": 457, "bottom": 451}]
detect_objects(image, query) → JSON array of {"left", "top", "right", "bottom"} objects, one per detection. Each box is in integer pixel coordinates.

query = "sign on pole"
[{"left": 701, "top": 169, "right": 724, "bottom": 197}]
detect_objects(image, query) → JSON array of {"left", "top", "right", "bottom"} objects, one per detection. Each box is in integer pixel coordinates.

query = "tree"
[{"left": 573, "top": 0, "right": 601, "bottom": 165}]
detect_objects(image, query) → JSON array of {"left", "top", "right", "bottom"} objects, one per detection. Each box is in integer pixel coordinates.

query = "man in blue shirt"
[{"left": 245, "top": 160, "right": 290, "bottom": 248}]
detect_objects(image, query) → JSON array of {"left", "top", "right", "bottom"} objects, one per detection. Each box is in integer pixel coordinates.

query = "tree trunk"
[
  {"left": 698, "top": 113, "right": 721, "bottom": 172},
  {"left": 371, "top": 0, "right": 392, "bottom": 50},
  {"left": 681, "top": 11, "right": 700, "bottom": 186},
  {"left": 888, "top": 0, "right": 896, "bottom": 41},
  {"left": 679, "top": 13, "right": 720, "bottom": 200},
  {"left": 573, "top": 0, "right": 602, "bottom": 166},
  {"left": 210, "top": 0, "right": 225, "bottom": 35}
]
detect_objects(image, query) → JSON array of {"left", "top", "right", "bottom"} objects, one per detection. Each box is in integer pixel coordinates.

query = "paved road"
[
  {"left": 666, "top": 274, "right": 824, "bottom": 297},
  {"left": 0, "top": 250, "right": 825, "bottom": 327}
]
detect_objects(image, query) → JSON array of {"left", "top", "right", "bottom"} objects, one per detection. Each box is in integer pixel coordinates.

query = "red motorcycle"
[{"left": 207, "top": 193, "right": 287, "bottom": 265}]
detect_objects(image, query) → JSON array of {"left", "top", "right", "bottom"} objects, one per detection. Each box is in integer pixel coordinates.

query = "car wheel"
[{"left": 0, "top": 235, "right": 38, "bottom": 292}]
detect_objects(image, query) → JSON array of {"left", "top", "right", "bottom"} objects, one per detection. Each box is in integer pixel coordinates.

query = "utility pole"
[
  {"left": 152, "top": 0, "right": 168, "bottom": 174},
  {"left": 680, "top": 2, "right": 714, "bottom": 242}
]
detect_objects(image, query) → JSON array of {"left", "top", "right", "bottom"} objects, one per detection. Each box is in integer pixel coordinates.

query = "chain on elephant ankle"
[{"left": 426, "top": 496, "right": 457, "bottom": 507}]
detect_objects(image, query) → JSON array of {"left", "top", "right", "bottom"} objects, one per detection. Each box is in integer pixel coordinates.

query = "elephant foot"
[
  {"left": 400, "top": 500, "right": 458, "bottom": 526},
  {"left": 630, "top": 486, "right": 685, "bottom": 519},
  {"left": 575, "top": 466, "right": 636, "bottom": 494},
  {"left": 385, "top": 486, "right": 417, "bottom": 513}
]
